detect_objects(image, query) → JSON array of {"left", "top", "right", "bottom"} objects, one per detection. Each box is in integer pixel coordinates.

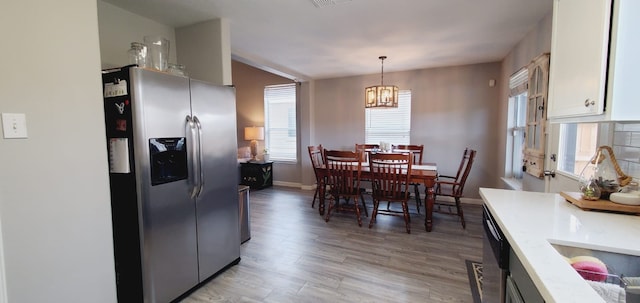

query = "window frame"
[
  {"left": 506, "top": 92, "right": 528, "bottom": 180},
  {"left": 557, "top": 123, "right": 601, "bottom": 176},
  {"left": 264, "top": 83, "right": 297, "bottom": 162},
  {"left": 505, "top": 68, "right": 528, "bottom": 181}
]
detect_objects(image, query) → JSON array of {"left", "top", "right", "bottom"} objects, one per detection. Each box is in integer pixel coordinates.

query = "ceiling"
[{"left": 102, "top": 0, "right": 553, "bottom": 81}]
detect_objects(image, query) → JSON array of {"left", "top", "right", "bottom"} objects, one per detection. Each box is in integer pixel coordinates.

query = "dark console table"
[{"left": 240, "top": 161, "right": 273, "bottom": 190}]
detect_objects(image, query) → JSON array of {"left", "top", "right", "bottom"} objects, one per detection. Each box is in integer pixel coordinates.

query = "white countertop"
[{"left": 480, "top": 188, "right": 640, "bottom": 303}]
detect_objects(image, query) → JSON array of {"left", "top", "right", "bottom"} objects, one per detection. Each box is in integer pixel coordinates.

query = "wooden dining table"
[{"left": 317, "top": 163, "right": 439, "bottom": 232}]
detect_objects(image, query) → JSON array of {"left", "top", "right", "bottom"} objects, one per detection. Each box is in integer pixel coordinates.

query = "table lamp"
[{"left": 244, "top": 126, "right": 264, "bottom": 161}]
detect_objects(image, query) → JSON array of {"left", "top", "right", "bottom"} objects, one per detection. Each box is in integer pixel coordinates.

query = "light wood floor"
[{"left": 181, "top": 186, "right": 483, "bottom": 303}]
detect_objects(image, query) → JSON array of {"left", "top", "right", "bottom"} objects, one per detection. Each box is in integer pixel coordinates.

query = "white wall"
[
  {"left": 299, "top": 81, "right": 315, "bottom": 189},
  {"left": 613, "top": 122, "right": 640, "bottom": 180},
  {"left": 0, "top": 215, "right": 6, "bottom": 303},
  {"left": 0, "top": 1, "right": 117, "bottom": 302},
  {"left": 499, "top": 12, "right": 553, "bottom": 192},
  {"left": 177, "top": 19, "right": 232, "bottom": 85},
  {"left": 98, "top": 1, "right": 177, "bottom": 69}
]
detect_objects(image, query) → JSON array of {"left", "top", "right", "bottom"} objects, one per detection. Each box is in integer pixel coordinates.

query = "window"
[
  {"left": 264, "top": 83, "right": 297, "bottom": 161},
  {"left": 505, "top": 68, "right": 528, "bottom": 179},
  {"left": 558, "top": 123, "right": 599, "bottom": 176},
  {"left": 507, "top": 92, "right": 527, "bottom": 179},
  {"left": 365, "top": 90, "right": 411, "bottom": 145}
]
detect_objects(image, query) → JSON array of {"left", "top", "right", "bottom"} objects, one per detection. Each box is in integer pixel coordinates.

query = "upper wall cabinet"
[
  {"left": 606, "top": 0, "right": 640, "bottom": 120},
  {"left": 547, "top": 0, "right": 611, "bottom": 119},
  {"left": 547, "top": 0, "right": 640, "bottom": 121}
]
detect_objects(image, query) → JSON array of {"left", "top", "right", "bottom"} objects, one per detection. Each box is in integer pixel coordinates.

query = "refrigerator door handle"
[
  {"left": 186, "top": 115, "right": 200, "bottom": 199},
  {"left": 193, "top": 115, "right": 205, "bottom": 197}
]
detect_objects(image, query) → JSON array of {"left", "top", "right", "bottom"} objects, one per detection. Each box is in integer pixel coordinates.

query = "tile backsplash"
[{"left": 613, "top": 123, "right": 640, "bottom": 182}]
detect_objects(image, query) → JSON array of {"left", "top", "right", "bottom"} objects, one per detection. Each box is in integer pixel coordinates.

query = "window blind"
[
  {"left": 509, "top": 68, "right": 528, "bottom": 96},
  {"left": 365, "top": 90, "right": 411, "bottom": 145},
  {"left": 264, "top": 83, "right": 297, "bottom": 161}
]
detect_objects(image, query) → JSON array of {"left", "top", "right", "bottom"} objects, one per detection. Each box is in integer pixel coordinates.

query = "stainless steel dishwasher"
[{"left": 482, "top": 204, "right": 510, "bottom": 303}]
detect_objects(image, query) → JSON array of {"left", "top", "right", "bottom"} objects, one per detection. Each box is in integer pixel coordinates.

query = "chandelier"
[{"left": 365, "top": 56, "right": 399, "bottom": 108}]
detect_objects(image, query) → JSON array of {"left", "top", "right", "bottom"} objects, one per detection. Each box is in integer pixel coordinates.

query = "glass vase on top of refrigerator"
[{"left": 102, "top": 66, "right": 241, "bottom": 303}]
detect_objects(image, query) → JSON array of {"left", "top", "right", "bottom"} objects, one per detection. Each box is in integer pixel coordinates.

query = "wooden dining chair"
[
  {"left": 355, "top": 143, "right": 379, "bottom": 162},
  {"left": 307, "top": 144, "right": 325, "bottom": 209},
  {"left": 392, "top": 144, "right": 424, "bottom": 213},
  {"left": 434, "top": 148, "right": 477, "bottom": 229},
  {"left": 354, "top": 144, "right": 378, "bottom": 206},
  {"left": 368, "top": 152, "right": 413, "bottom": 233},
  {"left": 323, "top": 150, "right": 368, "bottom": 226}
]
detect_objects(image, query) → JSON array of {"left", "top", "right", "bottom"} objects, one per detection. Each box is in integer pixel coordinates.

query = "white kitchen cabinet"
[
  {"left": 606, "top": 0, "right": 640, "bottom": 121},
  {"left": 508, "top": 249, "right": 544, "bottom": 303},
  {"left": 548, "top": 0, "right": 640, "bottom": 121},
  {"left": 547, "top": 0, "right": 611, "bottom": 119}
]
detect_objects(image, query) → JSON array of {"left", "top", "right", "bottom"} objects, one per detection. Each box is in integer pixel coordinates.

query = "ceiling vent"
[{"left": 310, "top": 0, "right": 352, "bottom": 8}]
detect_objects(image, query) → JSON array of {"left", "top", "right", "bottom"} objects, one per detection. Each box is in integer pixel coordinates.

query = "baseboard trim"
[
  {"left": 299, "top": 184, "right": 315, "bottom": 191},
  {"left": 273, "top": 181, "right": 303, "bottom": 188}
]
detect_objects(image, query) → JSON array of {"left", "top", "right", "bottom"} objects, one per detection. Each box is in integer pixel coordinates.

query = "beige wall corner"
[{"left": 176, "top": 18, "right": 232, "bottom": 85}]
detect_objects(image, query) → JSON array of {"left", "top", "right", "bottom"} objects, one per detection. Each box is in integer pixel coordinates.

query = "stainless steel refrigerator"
[{"left": 102, "top": 66, "right": 241, "bottom": 303}]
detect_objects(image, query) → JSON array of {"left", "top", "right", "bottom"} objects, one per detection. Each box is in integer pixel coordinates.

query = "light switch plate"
[{"left": 2, "top": 113, "right": 28, "bottom": 139}]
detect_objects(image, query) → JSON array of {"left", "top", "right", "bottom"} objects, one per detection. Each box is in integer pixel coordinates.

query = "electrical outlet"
[{"left": 2, "top": 113, "right": 28, "bottom": 139}]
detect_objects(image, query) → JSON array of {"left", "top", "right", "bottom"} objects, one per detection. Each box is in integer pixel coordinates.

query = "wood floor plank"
[{"left": 180, "top": 186, "right": 483, "bottom": 303}]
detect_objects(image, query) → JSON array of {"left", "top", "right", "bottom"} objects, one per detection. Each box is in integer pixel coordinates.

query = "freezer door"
[
  {"left": 189, "top": 79, "right": 241, "bottom": 281},
  {"left": 130, "top": 68, "right": 199, "bottom": 302}
]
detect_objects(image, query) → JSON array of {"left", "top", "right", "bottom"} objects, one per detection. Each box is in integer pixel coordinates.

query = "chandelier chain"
[{"left": 379, "top": 56, "right": 386, "bottom": 86}]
